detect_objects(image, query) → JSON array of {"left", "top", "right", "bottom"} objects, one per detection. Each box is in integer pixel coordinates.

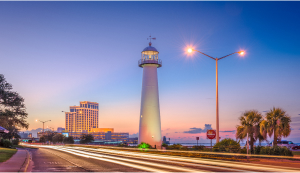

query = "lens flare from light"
[
  {"left": 188, "top": 48, "right": 193, "bottom": 53},
  {"left": 239, "top": 51, "right": 245, "bottom": 56}
]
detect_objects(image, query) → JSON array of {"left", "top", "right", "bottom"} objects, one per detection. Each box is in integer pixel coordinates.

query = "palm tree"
[
  {"left": 236, "top": 110, "right": 263, "bottom": 153},
  {"left": 260, "top": 107, "right": 291, "bottom": 146}
]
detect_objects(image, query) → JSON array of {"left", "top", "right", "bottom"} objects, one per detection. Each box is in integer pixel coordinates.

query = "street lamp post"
[
  {"left": 36, "top": 120, "right": 51, "bottom": 136},
  {"left": 188, "top": 48, "right": 244, "bottom": 143}
]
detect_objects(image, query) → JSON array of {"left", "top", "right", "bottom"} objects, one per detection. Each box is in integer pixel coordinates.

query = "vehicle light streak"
[
  {"left": 72, "top": 146, "right": 243, "bottom": 172},
  {"left": 71, "top": 146, "right": 300, "bottom": 172},
  {"left": 22, "top": 144, "right": 300, "bottom": 172},
  {"left": 46, "top": 146, "right": 165, "bottom": 172},
  {"left": 53, "top": 147, "right": 206, "bottom": 172}
]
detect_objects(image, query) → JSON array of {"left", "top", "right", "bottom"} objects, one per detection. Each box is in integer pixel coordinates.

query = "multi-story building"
[
  {"left": 65, "top": 101, "right": 99, "bottom": 133},
  {"left": 57, "top": 127, "right": 65, "bottom": 133}
]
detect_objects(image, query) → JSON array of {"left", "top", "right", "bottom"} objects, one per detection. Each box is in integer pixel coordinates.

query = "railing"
[{"left": 138, "top": 59, "right": 162, "bottom": 67}]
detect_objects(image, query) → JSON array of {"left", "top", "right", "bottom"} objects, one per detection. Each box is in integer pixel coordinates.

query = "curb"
[{"left": 19, "top": 149, "right": 30, "bottom": 172}]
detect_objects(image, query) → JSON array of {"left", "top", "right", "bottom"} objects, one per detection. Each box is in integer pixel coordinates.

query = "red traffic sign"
[
  {"left": 207, "top": 130, "right": 216, "bottom": 139},
  {"left": 196, "top": 137, "right": 199, "bottom": 140}
]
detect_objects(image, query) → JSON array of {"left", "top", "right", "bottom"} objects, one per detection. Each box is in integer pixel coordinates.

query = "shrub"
[
  {"left": 39, "top": 136, "right": 46, "bottom": 143},
  {"left": 63, "top": 136, "right": 74, "bottom": 144},
  {"left": 213, "top": 138, "right": 240, "bottom": 153},
  {"left": 162, "top": 143, "right": 168, "bottom": 147},
  {"left": 137, "top": 142, "right": 152, "bottom": 149},
  {"left": 80, "top": 134, "right": 94, "bottom": 144},
  {"left": 240, "top": 146, "right": 247, "bottom": 154},
  {"left": 254, "top": 145, "right": 263, "bottom": 154},
  {"left": 192, "top": 145, "right": 206, "bottom": 151},
  {"left": 260, "top": 146, "right": 293, "bottom": 156},
  {"left": 12, "top": 139, "right": 19, "bottom": 145},
  {"left": 2, "top": 139, "right": 12, "bottom": 148},
  {"left": 168, "top": 143, "right": 183, "bottom": 150}
]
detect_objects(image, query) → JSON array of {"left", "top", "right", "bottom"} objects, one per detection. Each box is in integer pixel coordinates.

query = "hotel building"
[{"left": 65, "top": 101, "right": 99, "bottom": 133}]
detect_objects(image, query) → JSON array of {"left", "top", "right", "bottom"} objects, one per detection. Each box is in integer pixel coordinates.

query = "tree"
[
  {"left": 260, "top": 107, "right": 291, "bottom": 146},
  {"left": 52, "top": 133, "right": 64, "bottom": 144},
  {"left": 42, "top": 131, "right": 57, "bottom": 142},
  {"left": 236, "top": 110, "right": 263, "bottom": 153},
  {"left": 0, "top": 126, "right": 21, "bottom": 140},
  {"left": 63, "top": 136, "right": 74, "bottom": 144},
  {"left": 79, "top": 134, "right": 94, "bottom": 144},
  {"left": 0, "top": 74, "right": 29, "bottom": 138},
  {"left": 39, "top": 136, "right": 46, "bottom": 143}
]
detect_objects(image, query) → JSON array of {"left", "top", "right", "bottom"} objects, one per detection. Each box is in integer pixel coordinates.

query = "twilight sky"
[{"left": 1, "top": 1, "right": 300, "bottom": 143}]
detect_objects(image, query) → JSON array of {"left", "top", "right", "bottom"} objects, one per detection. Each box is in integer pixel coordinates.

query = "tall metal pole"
[
  {"left": 190, "top": 49, "right": 244, "bottom": 144},
  {"left": 216, "top": 58, "right": 219, "bottom": 143},
  {"left": 43, "top": 122, "right": 45, "bottom": 136}
]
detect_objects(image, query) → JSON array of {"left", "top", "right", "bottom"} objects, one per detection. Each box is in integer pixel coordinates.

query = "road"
[{"left": 25, "top": 145, "right": 300, "bottom": 172}]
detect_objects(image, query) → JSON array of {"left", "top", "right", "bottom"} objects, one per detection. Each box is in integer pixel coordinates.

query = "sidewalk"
[{"left": 0, "top": 148, "right": 30, "bottom": 172}]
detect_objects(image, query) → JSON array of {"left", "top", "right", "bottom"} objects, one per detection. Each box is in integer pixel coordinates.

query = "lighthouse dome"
[{"left": 142, "top": 46, "right": 158, "bottom": 53}]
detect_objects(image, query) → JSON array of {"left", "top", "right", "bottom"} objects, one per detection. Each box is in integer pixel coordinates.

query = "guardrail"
[{"left": 138, "top": 59, "right": 162, "bottom": 67}]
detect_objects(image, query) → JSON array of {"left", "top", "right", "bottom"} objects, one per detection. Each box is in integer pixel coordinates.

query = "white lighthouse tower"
[{"left": 138, "top": 37, "right": 162, "bottom": 148}]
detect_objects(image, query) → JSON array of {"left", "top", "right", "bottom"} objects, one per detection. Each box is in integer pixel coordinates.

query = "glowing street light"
[{"left": 187, "top": 48, "right": 245, "bottom": 143}]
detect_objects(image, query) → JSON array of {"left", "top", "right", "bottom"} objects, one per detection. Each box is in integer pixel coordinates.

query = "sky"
[{"left": 0, "top": 2, "right": 300, "bottom": 143}]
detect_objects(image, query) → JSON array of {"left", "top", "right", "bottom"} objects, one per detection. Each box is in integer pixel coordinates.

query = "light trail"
[
  {"left": 72, "top": 146, "right": 243, "bottom": 172},
  {"left": 41, "top": 146, "right": 164, "bottom": 172},
  {"left": 70, "top": 146, "right": 300, "bottom": 172},
  {"left": 24, "top": 144, "right": 300, "bottom": 172},
  {"left": 53, "top": 146, "right": 207, "bottom": 172}
]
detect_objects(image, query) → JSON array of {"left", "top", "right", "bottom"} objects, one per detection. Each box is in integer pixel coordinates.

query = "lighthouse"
[{"left": 138, "top": 37, "right": 162, "bottom": 148}]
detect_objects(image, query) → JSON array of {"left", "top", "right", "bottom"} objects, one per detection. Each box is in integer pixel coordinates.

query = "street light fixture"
[
  {"left": 187, "top": 48, "right": 245, "bottom": 143},
  {"left": 36, "top": 119, "right": 51, "bottom": 136}
]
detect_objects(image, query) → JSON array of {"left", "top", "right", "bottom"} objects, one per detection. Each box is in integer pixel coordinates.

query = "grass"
[{"left": 0, "top": 147, "right": 17, "bottom": 162}]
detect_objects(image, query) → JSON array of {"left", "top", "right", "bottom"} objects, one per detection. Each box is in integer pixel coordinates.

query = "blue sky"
[{"left": 1, "top": 2, "right": 299, "bottom": 142}]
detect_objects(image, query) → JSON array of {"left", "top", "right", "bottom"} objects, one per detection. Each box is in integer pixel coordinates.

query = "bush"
[
  {"left": 63, "top": 136, "right": 74, "bottom": 144},
  {"left": 137, "top": 142, "right": 152, "bottom": 149},
  {"left": 192, "top": 145, "right": 206, "bottom": 151},
  {"left": 2, "top": 139, "right": 12, "bottom": 148},
  {"left": 80, "top": 134, "right": 94, "bottom": 144},
  {"left": 213, "top": 138, "right": 240, "bottom": 153},
  {"left": 240, "top": 146, "right": 247, "bottom": 154},
  {"left": 259, "top": 146, "right": 293, "bottom": 156},
  {"left": 12, "top": 139, "right": 19, "bottom": 145},
  {"left": 254, "top": 145, "right": 263, "bottom": 154},
  {"left": 52, "top": 134, "right": 64, "bottom": 144},
  {"left": 168, "top": 143, "right": 183, "bottom": 150},
  {"left": 39, "top": 136, "right": 46, "bottom": 143},
  {"left": 162, "top": 143, "right": 168, "bottom": 147}
]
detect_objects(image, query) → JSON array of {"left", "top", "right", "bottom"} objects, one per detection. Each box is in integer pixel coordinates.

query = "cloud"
[
  {"left": 220, "top": 130, "right": 236, "bottom": 134},
  {"left": 183, "top": 124, "right": 212, "bottom": 134},
  {"left": 298, "top": 114, "right": 300, "bottom": 115},
  {"left": 262, "top": 110, "right": 268, "bottom": 112},
  {"left": 130, "top": 132, "right": 138, "bottom": 138},
  {"left": 175, "top": 132, "right": 179, "bottom": 133}
]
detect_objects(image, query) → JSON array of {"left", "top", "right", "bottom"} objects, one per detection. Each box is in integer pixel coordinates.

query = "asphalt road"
[
  {"left": 27, "top": 147, "right": 142, "bottom": 172},
  {"left": 26, "top": 145, "right": 300, "bottom": 172}
]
